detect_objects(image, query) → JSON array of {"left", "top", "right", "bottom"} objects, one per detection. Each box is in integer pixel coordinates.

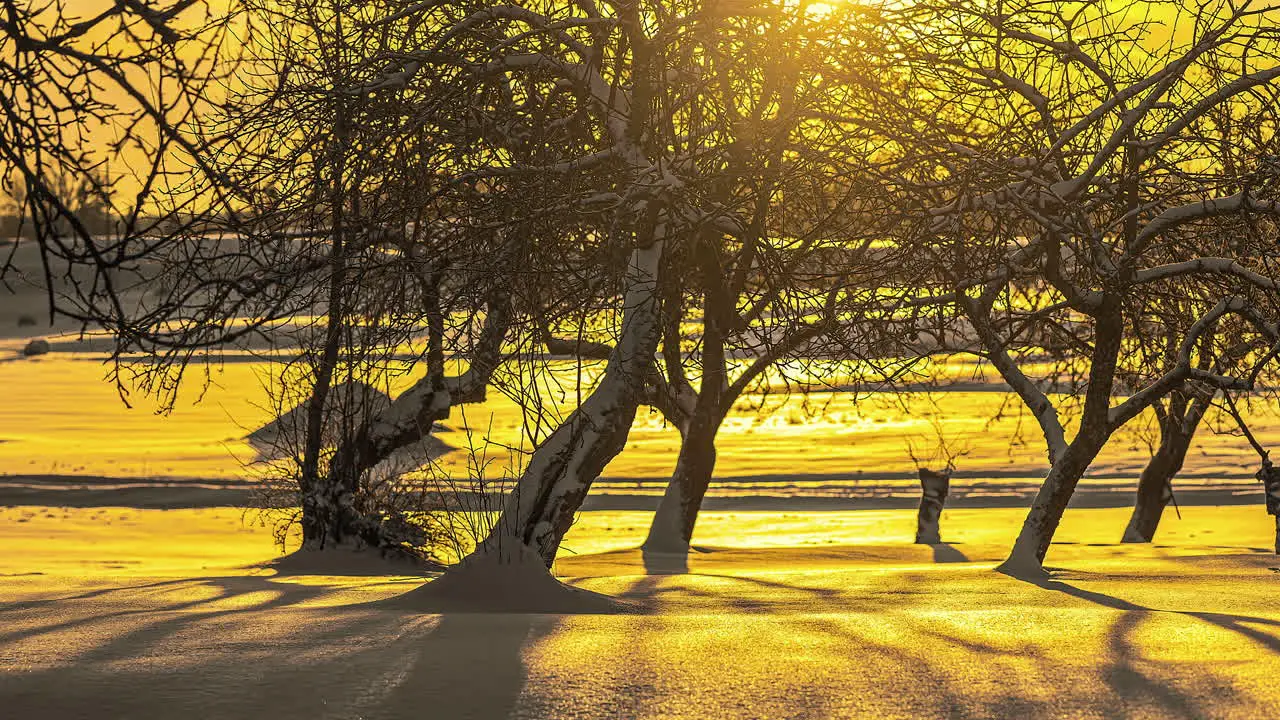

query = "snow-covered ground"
[{"left": 2, "top": 505, "right": 1278, "bottom": 719}]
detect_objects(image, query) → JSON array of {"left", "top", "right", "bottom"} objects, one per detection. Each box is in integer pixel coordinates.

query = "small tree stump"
[{"left": 915, "top": 467, "right": 951, "bottom": 544}]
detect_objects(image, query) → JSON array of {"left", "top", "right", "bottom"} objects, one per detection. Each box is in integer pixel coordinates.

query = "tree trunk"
[
  {"left": 1121, "top": 393, "right": 1208, "bottom": 543},
  {"left": 997, "top": 428, "right": 1110, "bottom": 578},
  {"left": 298, "top": 378, "right": 451, "bottom": 552},
  {"left": 326, "top": 291, "right": 508, "bottom": 482},
  {"left": 641, "top": 227, "right": 735, "bottom": 558},
  {"left": 298, "top": 289, "right": 509, "bottom": 553},
  {"left": 298, "top": 383, "right": 451, "bottom": 553},
  {"left": 480, "top": 237, "right": 665, "bottom": 567},
  {"left": 642, "top": 412, "right": 719, "bottom": 555},
  {"left": 997, "top": 306, "right": 1124, "bottom": 578},
  {"left": 914, "top": 467, "right": 951, "bottom": 544},
  {"left": 1260, "top": 463, "right": 1280, "bottom": 555},
  {"left": 1121, "top": 432, "right": 1191, "bottom": 543},
  {"left": 299, "top": 95, "right": 351, "bottom": 550},
  {"left": 1121, "top": 448, "right": 1179, "bottom": 544}
]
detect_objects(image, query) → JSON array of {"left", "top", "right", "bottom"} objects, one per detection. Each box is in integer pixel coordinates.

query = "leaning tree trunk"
[
  {"left": 298, "top": 375, "right": 456, "bottom": 553},
  {"left": 1121, "top": 430, "right": 1191, "bottom": 543},
  {"left": 479, "top": 237, "right": 665, "bottom": 567},
  {"left": 1121, "top": 448, "right": 1180, "bottom": 544},
  {"left": 299, "top": 377, "right": 453, "bottom": 551},
  {"left": 997, "top": 427, "right": 1111, "bottom": 578},
  {"left": 997, "top": 306, "right": 1124, "bottom": 578},
  {"left": 640, "top": 226, "right": 740, "bottom": 558},
  {"left": 1122, "top": 397, "right": 1207, "bottom": 543},
  {"left": 641, "top": 411, "right": 720, "bottom": 555}
]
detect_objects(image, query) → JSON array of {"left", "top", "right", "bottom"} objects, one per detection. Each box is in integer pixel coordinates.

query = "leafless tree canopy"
[
  {"left": 7, "top": 0, "right": 1280, "bottom": 573},
  {"left": 0, "top": 0, "right": 238, "bottom": 338}
]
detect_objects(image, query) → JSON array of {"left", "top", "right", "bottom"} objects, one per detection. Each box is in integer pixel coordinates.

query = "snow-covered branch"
[
  {"left": 1107, "top": 297, "right": 1268, "bottom": 430},
  {"left": 1132, "top": 257, "right": 1280, "bottom": 292},
  {"left": 1131, "top": 194, "right": 1280, "bottom": 255},
  {"left": 963, "top": 298, "right": 1068, "bottom": 463}
]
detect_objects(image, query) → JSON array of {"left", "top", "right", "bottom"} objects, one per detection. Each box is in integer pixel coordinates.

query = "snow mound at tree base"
[
  {"left": 259, "top": 545, "right": 437, "bottom": 577},
  {"left": 994, "top": 551, "right": 1052, "bottom": 581},
  {"left": 387, "top": 543, "right": 635, "bottom": 614}
]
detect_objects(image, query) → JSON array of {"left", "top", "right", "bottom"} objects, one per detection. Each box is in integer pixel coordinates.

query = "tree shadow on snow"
[
  {"left": 929, "top": 542, "right": 970, "bottom": 563},
  {"left": 0, "top": 571, "right": 549, "bottom": 720},
  {"left": 1012, "top": 573, "right": 1279, "bottom": 719}
]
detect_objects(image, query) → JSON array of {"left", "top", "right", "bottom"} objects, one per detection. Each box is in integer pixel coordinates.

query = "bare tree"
[
  {"left": 200, "top": 0, "right": 556, "bottom": 555},
  {"left": 619, "top": 2, "right": 898, "bottom": 556},
  {"left": 243, "top": 0, "right": 685, "bottom": 565},
  {"left": 866, "top": 0, "right": 1280, "bottom": 577},
  {"left": 1119, "top": 90, "right": 1280, "bottom": 543},
  {"left": 360, "top": 0, "right": 895, "bottom": 569},
  {"left": 0, "top": 0, "right": 240, "bottom": 337}
]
